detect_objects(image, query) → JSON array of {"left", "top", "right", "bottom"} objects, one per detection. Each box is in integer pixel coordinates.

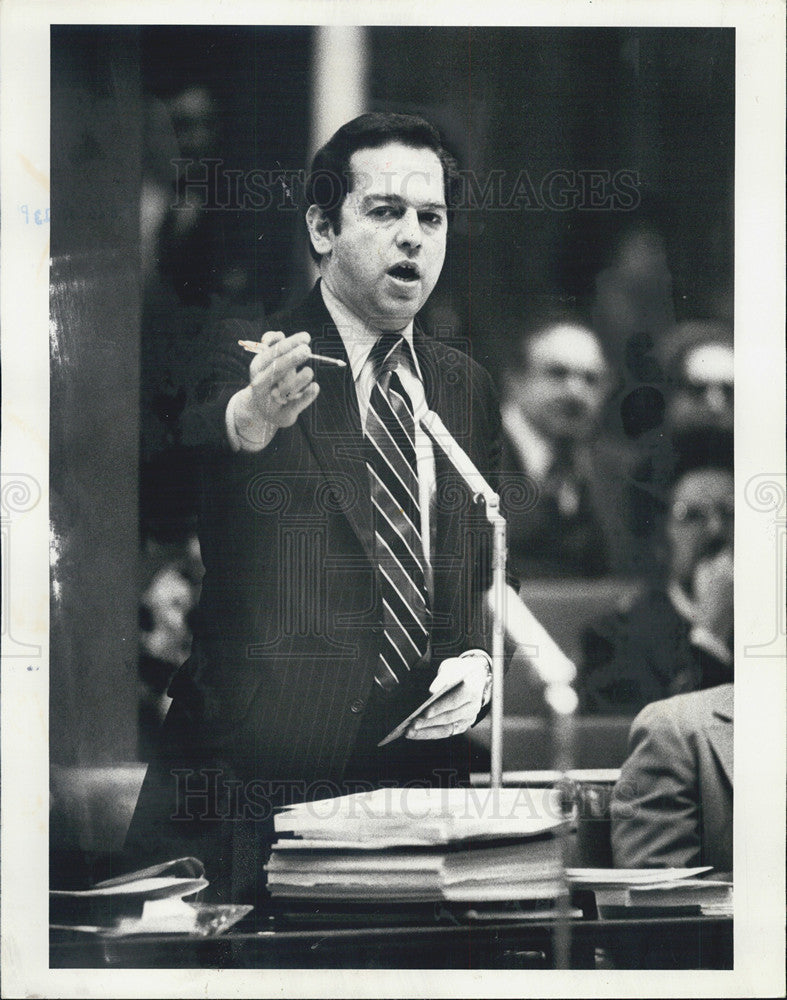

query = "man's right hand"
[{"left": 231, "top": 330, "right": 320, "bottom": 451}]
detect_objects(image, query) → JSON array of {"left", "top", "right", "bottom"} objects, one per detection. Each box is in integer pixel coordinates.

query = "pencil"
[{"left": 238, "top": 340, "right": 347, "bottom": 368}]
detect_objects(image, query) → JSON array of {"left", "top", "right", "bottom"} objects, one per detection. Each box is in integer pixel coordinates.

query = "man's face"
[
  {"left": 318, "top": 142, "right": 448, "bottom": 330},
  {"left": 514, "top": 325, "right": 609, "bottom": 444},
  {"left": 668, "top": 342, "right": 734, "bottom": 434},
  {"left": 667, "top": 468, "right": 734, "bottom": 594}
]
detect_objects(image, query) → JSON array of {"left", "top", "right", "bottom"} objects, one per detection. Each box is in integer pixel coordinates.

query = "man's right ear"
[{"left": 305, "top": 205, "right": 334, "bottom": 258}]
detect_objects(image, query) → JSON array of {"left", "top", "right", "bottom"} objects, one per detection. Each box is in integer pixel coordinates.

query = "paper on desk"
[
  {"left": 50, "top": 857, "right": 210, "bottom": 930},
  {"left": 566, "top": 866, "right": 712, "bottom": 886},
  {"left": 92, "top": 855, "right": 205, "bottom": 888},
  {"left": 52, "top": 901, "right": 254, "bottom": 937},
  {"left": 274, "top": 786, "right": 564, "bottom": 844},
  {"left": 628, "top": 878, "right": 732, "bottom": 894},
  {"left": 50, "top": 875, "right": 209, "bottom": 900}
]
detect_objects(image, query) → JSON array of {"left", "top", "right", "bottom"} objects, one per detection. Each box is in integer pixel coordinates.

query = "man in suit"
[
  {"left": 610, "top": 683, "right": 733, "bottom": 876},
  {"left": 499, "top": 315, "right": 614, "bottom": 579},
  {"left": 126, "top": 113, "right": 514, "bottom": 898},
  {"left": 579, "top": 434, "right": 733, "bottom": 715}
]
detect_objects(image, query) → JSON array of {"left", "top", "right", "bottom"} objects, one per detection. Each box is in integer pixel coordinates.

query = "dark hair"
[
  {"left": 511, "top": 304, "right": 602, "bottom": 372},
  {"left": 304, "top": 112, "right": 460, "bottom": 263}
]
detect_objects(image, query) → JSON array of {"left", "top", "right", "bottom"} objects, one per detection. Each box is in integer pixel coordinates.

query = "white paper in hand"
[{"left": 377, "top": 678, "right": 463, "bottom": 746}]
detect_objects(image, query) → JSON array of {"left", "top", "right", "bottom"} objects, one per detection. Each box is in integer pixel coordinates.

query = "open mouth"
[{"left": 387, "top": 261, "right": 420, "bottom": 283}]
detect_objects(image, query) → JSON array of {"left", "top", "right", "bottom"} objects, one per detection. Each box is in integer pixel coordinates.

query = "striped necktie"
[{"left": 365, "top": 333, "right": 431, "bottom": 692}]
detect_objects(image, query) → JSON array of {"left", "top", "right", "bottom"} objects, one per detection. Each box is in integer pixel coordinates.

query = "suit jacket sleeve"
[
  {"left": 179, "top": 317, "right": 268, "bottom": 453},
  {"left": 610, "top": 699, "right": 702, "bottom": 868}
]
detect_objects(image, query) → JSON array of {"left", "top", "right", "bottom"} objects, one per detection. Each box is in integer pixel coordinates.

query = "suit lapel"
[
  {"left": 414, "top": 330, "right": 479, "bottom": 643},
  {"left": 414, "top": 324, "right": 476, "bottom": 446},
  {"left": 414, "top": 325, "right": 454, "bottom": 442},
  {"left": 293, "top": 285, "right": 375, "bottom": 563}
]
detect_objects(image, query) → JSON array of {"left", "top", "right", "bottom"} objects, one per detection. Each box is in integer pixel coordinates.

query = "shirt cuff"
[
  {"left": 226, "top": 390, "right": 271, "bottom": 452},
  {"left": 460, "top": 648, "right": 493, "bottom": 706},
  {"left": 225, "top": 392, "right": 242, "bottom": 451}
]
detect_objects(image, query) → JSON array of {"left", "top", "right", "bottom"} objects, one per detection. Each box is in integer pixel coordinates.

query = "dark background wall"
[
  {"left": 141, "top": 25, "right": 313, "bottom": 314},
  {"left": 368, "top": 26, "right": 733, "bottom": 376}
]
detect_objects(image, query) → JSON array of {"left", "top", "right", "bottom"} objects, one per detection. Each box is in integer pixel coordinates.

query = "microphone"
[
  {"left": 420, "top": 409, "right": 578, "bottom": 712},
  {"left": 420, "top": 409, "right": 499, "bottom": 508},
  {"left": 419, "top": 409, "right": 507, "bottom": 786}
]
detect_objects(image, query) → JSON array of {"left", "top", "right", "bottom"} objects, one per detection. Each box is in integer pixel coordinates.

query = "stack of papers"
[
  {"left": 566, "top": 866, "right": 713, "bottom": 886},
  {"left": 566, "top": 868, "right": 732, "bottom": 918},
  {"left": 624, "top": 879, "right": 733, "bottom": 916},
  {"left": 266, "top": 787, "right": 567, "bottom": 903}
]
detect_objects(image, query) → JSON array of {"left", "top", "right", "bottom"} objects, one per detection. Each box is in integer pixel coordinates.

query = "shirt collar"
[{"left": 320, "top": 281, "right": 419, "bottom": 382}]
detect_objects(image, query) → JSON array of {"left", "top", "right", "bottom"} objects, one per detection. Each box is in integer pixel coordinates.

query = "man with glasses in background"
[{"left": 579, "top": 430, "right": 733, "bottom": 715}]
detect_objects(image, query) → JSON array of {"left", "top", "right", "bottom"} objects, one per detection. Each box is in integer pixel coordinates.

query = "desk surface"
[{"left": 51, "top": 913, "right": 733, "bottom": 970}]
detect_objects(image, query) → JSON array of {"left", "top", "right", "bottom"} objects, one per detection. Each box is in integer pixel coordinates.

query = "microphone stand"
[
  {"left": 420, "top": 410, "right": 507, "bottom": 789},
  {"left": 421, "top": 409, "right": 578, "bottom": 969}
]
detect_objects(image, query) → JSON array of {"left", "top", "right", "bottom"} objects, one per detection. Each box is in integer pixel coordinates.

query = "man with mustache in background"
[{"left": 500, "top": 316, "right": 613, "bottom": 579}]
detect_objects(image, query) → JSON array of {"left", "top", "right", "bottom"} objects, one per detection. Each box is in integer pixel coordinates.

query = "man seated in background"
[
  {"left": 579, "top": 430, "right": 733, "bottom": 715},
  {"left": 500, "top": 314, "right": 613, "bottom": 579},
  {"left": 610, "top": 683, "right": 732, "bottom": 876}
]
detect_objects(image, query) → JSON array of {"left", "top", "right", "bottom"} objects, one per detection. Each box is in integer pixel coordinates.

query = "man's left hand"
[{"left": 405, "top": 655, "right": 489, "bottom": 740}]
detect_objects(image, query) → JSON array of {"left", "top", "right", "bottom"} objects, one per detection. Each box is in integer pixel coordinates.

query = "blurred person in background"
[
  {"left": 138, "top": 82, "right": 254, "bottom": 551},
  {"left": 499, "top": 315, "right": 614, "bottom": 579},
  {"left": 660, "top": 319, "right": 734, "bottom": 437},
  {"left": 137, "top": 535, "right": 205, "bottom": 760},
  {"left": 155, "top": 83, "right": 251, "bottom": 307},
  {"left": 592, "top": 224, "right": 676, "bottom": 380},
  {"left": 625, "top": 319, "right": 734, "bottom": 575},
  {"left": 579, "top": 430, "right": 733, "bottom": 715},
  {"left": 610, "top": 682, "right": 732, "bottom": 875}
]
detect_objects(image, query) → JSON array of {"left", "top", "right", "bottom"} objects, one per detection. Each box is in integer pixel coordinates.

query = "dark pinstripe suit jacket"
[{"left": 136, "top": 283, "right": 501, "bottom": 805}]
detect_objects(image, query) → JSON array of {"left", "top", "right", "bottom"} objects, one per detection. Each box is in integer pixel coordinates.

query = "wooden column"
[{"left": 50, "top": 26, "right": 142, "bottom": 763}]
